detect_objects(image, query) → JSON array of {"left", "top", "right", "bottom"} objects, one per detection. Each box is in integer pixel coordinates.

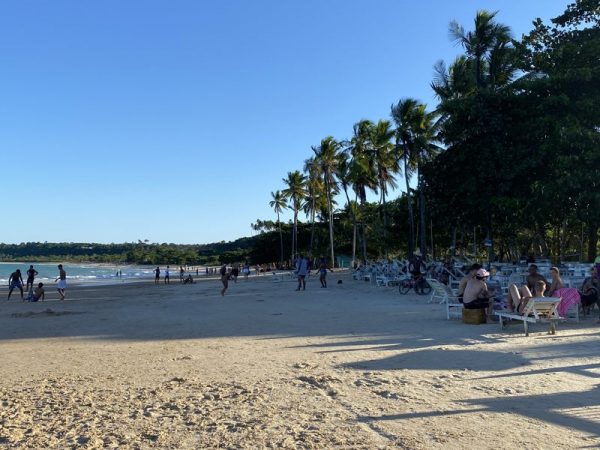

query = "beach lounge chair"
[
  {"left": 426, "top": 278, "right": 462, "bottom": 319},
  {"left": 495, "top": 297, "right": 563, "bottom": 336}
]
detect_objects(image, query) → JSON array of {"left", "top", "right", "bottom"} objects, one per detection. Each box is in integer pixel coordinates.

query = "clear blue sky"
[{"left": 0, "top": 0, "right": 567, "bottom": 244}]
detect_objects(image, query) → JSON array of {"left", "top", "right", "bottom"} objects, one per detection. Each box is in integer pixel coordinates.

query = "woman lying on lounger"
[{"left": 508, "top": 280, "right": 546, "bottom": 314}]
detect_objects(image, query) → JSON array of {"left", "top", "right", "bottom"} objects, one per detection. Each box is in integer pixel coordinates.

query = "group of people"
[
  {"left": 456, "top": 262, "right": 600, "bottom": 322},
  {"left": 6, "top": 264, "right": 67, "bottom": 302},
  {"left": 292, "top": 255, "right": 330, "bottom": 291}
]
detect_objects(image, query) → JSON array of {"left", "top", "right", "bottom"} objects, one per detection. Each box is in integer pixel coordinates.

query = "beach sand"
[{"left": 1, "top": 273, "right": 599, "bottom": 449}]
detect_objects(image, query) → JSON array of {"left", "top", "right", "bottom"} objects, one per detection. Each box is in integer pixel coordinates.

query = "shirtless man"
[
  {"left": 26, "top": 265, "right": 39, "bottom": 291},
  {"left": 526, "top": 265, "right": 548, "bottom": 294},
  {"left": 463, "top": 268, "right": 496, "bottom": 321},
  {"left": 8, "top": 269, "right": 24, "bottom": 301},
  {"left": 32, "top": 282, "right": 45, "bottom": 302},
  {"left": 457, "top": 264, "right": 481, "bottom": 302}
]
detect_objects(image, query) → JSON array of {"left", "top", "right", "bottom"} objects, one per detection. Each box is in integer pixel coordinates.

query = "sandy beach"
[{"left": 1, "top": 273, "right": 599, "bottom": 449}]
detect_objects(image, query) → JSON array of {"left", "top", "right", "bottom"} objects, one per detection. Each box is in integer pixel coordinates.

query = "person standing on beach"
[
  {"left": 318, "top": 257, "right": 329, "bottom": 288},
  {"left": 165, "top": 266, "right": 170, "bottom": 284},
  {"left": 154, "top": 267, "right": 160, "bottom": 284},
  {"left": 220, "top": 264, "right": 229, "bottom": 296},
  {"left": 7, "top": 269, "right": 24, "bottom": 301},
  {"left": 26, "top": 265, "right": 38, "bottom": 292},
  {"left": 295, "top": 254, "right": 309, "bottom": 291},
  {"left": 179, "top": 266, "right": 185, "bottom": 283},
  {"left": 55, "top": 264, "right": 67, "bottom": 300}
]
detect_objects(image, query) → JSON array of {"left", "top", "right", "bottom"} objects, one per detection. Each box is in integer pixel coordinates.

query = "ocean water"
[{"left": 0, "top": 262, "right": 179, "bottom": 286}]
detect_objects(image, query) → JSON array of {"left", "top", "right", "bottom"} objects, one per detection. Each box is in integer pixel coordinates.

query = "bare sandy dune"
[{"left": 1, "top": 273, "right": 599, "bottom": 449}]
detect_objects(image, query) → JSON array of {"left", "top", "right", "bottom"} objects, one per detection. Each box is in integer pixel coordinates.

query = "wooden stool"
[{"left": 462, "top": 308, "right": 486, "bottom": 324}]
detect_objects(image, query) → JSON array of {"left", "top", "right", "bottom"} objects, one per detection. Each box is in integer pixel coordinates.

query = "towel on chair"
[{"left": 555, "top": 288, "right": 581, "bottom": 317}]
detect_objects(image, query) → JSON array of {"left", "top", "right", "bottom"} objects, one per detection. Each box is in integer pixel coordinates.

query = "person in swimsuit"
[
  {"left": 32, "top": 282, "right": 45, "bottom": 302},
  {"left": 8, "top": 269, "right": 24, "bottom": 301},
  {"left": 26, "top": 265, "right": 38, "bottom": 291},
  {"left": 164, "top": 266, "right": 170, "bottom": 284},
  {"left": 55, "top": 264, "right": 67, "bottom": 300},
  {"left": 154, "top": 267, "right": 160, "bottom": 284},
  {"left": 318, "top": 257, "right": 328, "bottom": 288}
]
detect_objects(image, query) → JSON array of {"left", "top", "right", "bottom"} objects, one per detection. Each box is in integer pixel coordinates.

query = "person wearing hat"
[
  {"left": 463, "top": 268, "right": 496, "bottom": 321},
  {"left": 457, "top": 263, "right": 482, "bottom": 302}
]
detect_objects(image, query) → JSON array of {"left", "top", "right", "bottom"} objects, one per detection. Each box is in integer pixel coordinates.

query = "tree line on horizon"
[{"left": 264, "top": 1, "right": 599, "bottom": 267}]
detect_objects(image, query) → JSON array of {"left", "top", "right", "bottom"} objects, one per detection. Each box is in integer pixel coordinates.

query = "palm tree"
[
  {"left": 391, "top": 99, "right": 440, "bottom": 257},
  {"left": 302, "top": 157, "right": 326, "bottom": 255},
  {"left": 349, "top": 120, "right": 378, "bottom": 262},
  {"left": 282, "top": 171, "right": 307, "bottom": 261},
  {"left": 369, "top": 119, "right": 398, "bottom": 256},
  {"left": 269, "top": 190, "right": 287, "bottom": 268},
  {"left": 336, "top": 151, "right": 359, "bottom": 266},
  {"left": 312, "top": 136, "right": 341, "bottom": 268},
  {"left": 448, "top": 10, "right": 512, "bottom": 89}
]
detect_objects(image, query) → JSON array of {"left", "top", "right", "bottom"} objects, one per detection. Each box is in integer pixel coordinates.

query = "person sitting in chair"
[
  {"left": 509, "top": 280, "right": 547, "bottom": 314},
  {"left": 463, "top": 269, "right": 496, "bottom": 321},
  {"left": 580, "top": 267, "right": 599, "bottom": 315},
  {"left": 457, "top": 264, "right": 482, "bottom": 303}
]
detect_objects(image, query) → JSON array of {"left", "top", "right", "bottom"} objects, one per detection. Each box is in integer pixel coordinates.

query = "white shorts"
[{"left": 57, "top": 279, "right": 67, "bottom": 289}]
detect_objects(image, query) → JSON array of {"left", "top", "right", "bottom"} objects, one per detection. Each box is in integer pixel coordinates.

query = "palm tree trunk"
[
  {"left": 381, "top": 185, "right": 388, "bottom": 259},
  {"left": 361, "top": 199, "right": 368, "bottom": 263},
  {"left": 404, "top": 155, "right": 415, "bottom": 256},
  {"left": 418, "top": 172, "right": 426, "bottom": 258},
  {"left": 277, "top": 212, "right": 283, "bottom": 268},
  {"left": 309, "top": 198, "right": 316, "bottom": 255},
  {"left": 343, "top": 188, "right": 358, "bottom": 268},
  {"left": 325, "top": 172, "right": 335, "bottom": 268}
]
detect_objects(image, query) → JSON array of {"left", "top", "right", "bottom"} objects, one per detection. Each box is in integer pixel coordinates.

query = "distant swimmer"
[
  {"left": 154, "top": 267, "right": 160, "bottom": 285},
  {"left": 7, "top": 269, "right": 24, "bottom": 301},
  {"left": 55, "top": 264, "right": 67, "bottom": 300},
  {"left": 26, "top": 265, "right": 39, "bottom": 291},
  {"left": 165, "top": 265, "right": 170, "bottom": 284}
]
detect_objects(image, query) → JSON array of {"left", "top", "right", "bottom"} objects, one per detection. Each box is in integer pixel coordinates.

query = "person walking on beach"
[
  {"left": 295, "top": 254, "right": 309, "bottom": 291},
  {"left": 179, "top": 266, "right": 185, "bottom": 283},
  {"left": 165, "top": 266, "right": 170, "bottom": 284},
  {"left": 318, "top": 257, "right": 329, "bottom": 288},
  {"left": 26, "top": 265, "right": 38, "bottom": 292},
  {"left": 7, "top": 269, "right": 24, "bottom": 301},
  {"left": 154, "top": 267, "right": 160, "bottom": 284},
  {"left": 55, "top": 264, "right": 67, "bottom": 300},
  {"left": 220, "top": 264, "right": 229, "bottom": 296}
]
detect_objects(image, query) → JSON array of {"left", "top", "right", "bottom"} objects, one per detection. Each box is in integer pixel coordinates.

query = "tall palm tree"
[
  {"left": 448, "top": 10, "right": 512, "bottom": 89},
  {"left": 312, "top": 136, "right": 341, "bottom": 268},
  {"left": 336, "top": 151, "right": 359, "bottom": 266},
  {"left": 269, "top": 190, "right": 287, "bottom": 268},
  {"left": 369, "top": 119, "right": 398, "bottom": 255},
  {"left": 302, "top": 157, "right": 326, "bottom": 255},
  {"left": 349, "top": 120, "right": 378, "bottom": 262},
  {"left": 391, "top": 99, "right": 440, "bottom": 257},
  {"left": 282, "top": 171, "right": 307, "bottom": 260}
]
